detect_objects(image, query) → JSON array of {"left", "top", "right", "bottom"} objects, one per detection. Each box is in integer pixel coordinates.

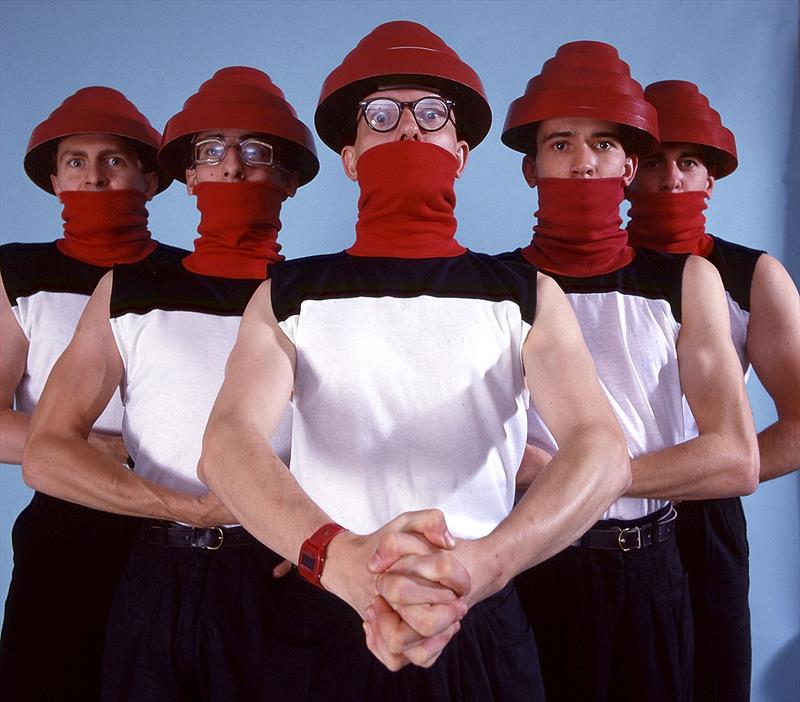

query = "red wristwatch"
[{"left": 297, "top": 522, "right": 347, "bottom": 589}]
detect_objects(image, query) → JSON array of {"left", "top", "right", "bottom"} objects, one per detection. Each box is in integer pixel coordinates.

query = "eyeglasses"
[
  {"left": 358, "top": 97, "right": 455, "bottom": 134},
  {"left": 191, "top": 137, "right": 283, "bottom": 168}
]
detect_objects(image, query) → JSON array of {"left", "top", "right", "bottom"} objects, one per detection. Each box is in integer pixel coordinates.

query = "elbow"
[
  {"left": 726, "top": 433, "right": 760, "bottom": 496},
  {"left": 21, "top": 435, "right": 52, "bottom": 492},
  {"left": 611, "top": 440, "right": 632, "bottom": 500}
]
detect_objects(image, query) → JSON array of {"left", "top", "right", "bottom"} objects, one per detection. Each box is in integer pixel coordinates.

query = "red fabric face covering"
[
  {"left": 521, "top": 178, "right": 634, "bottom": 277},
  {"left": 183, "top": 181, "right": 286, "bottom": 279},
  {"left": 57, "top": 190, "right": 156, "bottom": 266},
  {"left": 626, "top": 191, "right": 714, "bottom": 257},
  {"left": 347, "top": 140, "right": 465, "bottom": 258}
]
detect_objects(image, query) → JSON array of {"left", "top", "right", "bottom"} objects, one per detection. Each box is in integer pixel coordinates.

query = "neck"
[
  {"left": 521, "top": 177, "right": 633, "bottom": 276},
  {"left": 57, "top": 189, "right": 155, "bottom": 267},
  {"left": 182, "top": 181, "right": 286, "bottom": 279},
  {"left": 626, "top": 190, "right": 714, "bottom": 256},
  {"left": 348, "top": 140, "right": 465, "bottom": 259}
]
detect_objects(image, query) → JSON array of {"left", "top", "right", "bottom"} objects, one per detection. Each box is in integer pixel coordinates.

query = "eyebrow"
[{"left": 540, "top": 130, "right": 621, "bottom": 141}]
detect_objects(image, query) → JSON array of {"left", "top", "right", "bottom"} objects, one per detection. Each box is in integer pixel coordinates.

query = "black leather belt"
[
  {"left": 576, "top": 507, "right": 677, "bottom": 551},
  {"left": 142, "top": 522, "right": 256, "bottom": 550}
]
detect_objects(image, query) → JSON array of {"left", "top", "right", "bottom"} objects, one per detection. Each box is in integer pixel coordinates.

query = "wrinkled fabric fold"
[
  {"left": 521, "top": 178, "right": 633, "bottom": 276},
  {"left": 57, "top": 190, "right": 155, "bottom": 266},
  {"left": 348, "top": 141, "right": 465, "bottom": 259},
  {"left": 183, "top": 181, "right": 285, "bottom": 279},
  {"left": 626, "top": 191, "right": 714, "bottom": 257}
]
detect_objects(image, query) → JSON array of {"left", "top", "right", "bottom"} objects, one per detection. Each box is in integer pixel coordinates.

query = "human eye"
[
  {"left": 679, "top": 159, "right": 698, "bottom": 170},
  {"left": 552, "top": 141, "right": 568, "bottom": 151},
  {"left": 197, "top": 139, "right": 225, "bottom": 162},
  {"left": 241, "top": 140, "right": 272, "bottom": 165},
  {"left": 365, "top": 100, "right": 397, "bottom": 130},
  {"left": 596, "top": 140, "right": 614, "bottom": 151},
  {"left": 66, "top": 158, "right": 84, "bottom": 168},
  {"left": 107, "top": 155, "right": 127, "bottom": 167},
  {"left": 643, "top": 158, "right": 662, "bottom": 170},
  {"left": 415, "top": 99, "right": 447, "bottom": 128}
]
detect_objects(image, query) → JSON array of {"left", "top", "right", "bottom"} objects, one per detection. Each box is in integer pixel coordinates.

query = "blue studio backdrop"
[{"left": 1, "top": 2, "right": 798, "bottom": 700}]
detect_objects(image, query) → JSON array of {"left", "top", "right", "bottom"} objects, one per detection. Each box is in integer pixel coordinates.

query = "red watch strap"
[{"left": 297, "top": 522, "right": 346, "bottom": 589}]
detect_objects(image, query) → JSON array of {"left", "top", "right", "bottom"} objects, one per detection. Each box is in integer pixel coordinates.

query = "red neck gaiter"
[
  {"left": 626, "top": 191, "right": 714, "bottom": 257},
  {"left": 183, "top": 181, "right": 285, "bottom": 279},
  {"left": 521, "top": 178, "right": 634, "bottom": 277},
  {"left": 57, "top": 190, "right": 156, "bottom": 267},
  {"left": 348, "top": 140, "right": 465, "bottom": 258}
]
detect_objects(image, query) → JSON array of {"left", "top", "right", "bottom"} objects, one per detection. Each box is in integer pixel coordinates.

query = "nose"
[
  {"left": 397, "top": 106, "right": 422, "bottom": 141},
  {"left": 85, "top": 160, "right": 109, "bottom": 189},
  {"left": 660, "top": 161, "right": 681, "bottom": 192},
  {"left": 220, "top": 147, "right": 245, "bottom": 181},
  {"left": 570, "top": 144, "right": 596, "bottom": 178}
]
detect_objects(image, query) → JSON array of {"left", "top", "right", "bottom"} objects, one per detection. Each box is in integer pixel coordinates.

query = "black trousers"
[
  {"left": 101, "top": 523, "right": 286, "bottom": 702},
  {"left": 676, "top": 498, "right": 751, "bottom": 702},
  {"left": 266, "top": 575, "right": 545, "bottom": 701},
  {"left": 515, "top": 513, "right": 694, "bottom": 702},
  {"left": 0, "top": 492, "right": 139, "bottom": 702}
]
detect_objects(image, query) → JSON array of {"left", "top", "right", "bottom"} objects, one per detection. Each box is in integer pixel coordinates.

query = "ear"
[
  {"left": 50, "top": 173, "right": 62, "bottom": 197},
  {"left": 185, "top": 167, "right": 197, "bottom": 196},
  {"left": 284, "top": 170, "right": 300, "bottom": 198},
  {"left": 341, "top": 145, "right": 359, "bottom": 182},
  {"left": 522, "top": 154, "right": 538, "bottom": 188},
  {"left": 705, "top": 174, "right": 715, "bottom": 199},
  {"left": 622, "top": 153, "right": 638, "bottom": 187},
  {"left": 454, "top": 140, "right": 469, "bottom": 178},
  {"left": 143, "top": 171, "right": 158, "bottom": 201}
]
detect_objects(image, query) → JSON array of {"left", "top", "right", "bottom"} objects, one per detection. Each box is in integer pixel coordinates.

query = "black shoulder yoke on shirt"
[
  {"left": 0, "top": 241, "right": 186, "bottom": 306},
  {"left": 496, "top": 246, "right": 688, "bottom": 323},
  {"left": 708, "top": 236, "right": 765, "bottom": 314},
  {"left": 269, "top": 250, "right": 538, "bottom": 326}
]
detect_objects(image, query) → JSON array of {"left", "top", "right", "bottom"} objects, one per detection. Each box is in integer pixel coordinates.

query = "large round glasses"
[
  {"left": 192, "top": 137, "right": 279, "bottom": 168},
  {"left": 358, "top": 97, "right": 455, "bottom": 133}
]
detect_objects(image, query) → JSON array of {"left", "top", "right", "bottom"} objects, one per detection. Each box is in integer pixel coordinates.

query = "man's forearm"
[
  {"left": 473, "top": 426, "right": 630, "bottom": 605},
  {"left": 758, "top": 418, "right": 800, "bottom": 482},
  {"left": 199, "top": 415, "right": 330, "bottom": 564},
  {"left": 23, "top": 430, "right": 209, "bottom": 523},
  {"left": 627, "top": 430, "right": 759, "bottom": 501}
]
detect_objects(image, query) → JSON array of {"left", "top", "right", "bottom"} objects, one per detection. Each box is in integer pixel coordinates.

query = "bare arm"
[
  {"left": 747, "top": 255, "right": 800, "bottom": 481},
  {"left": 23, "top": 271, "right": 229, "bottom": 525},
  {"left": 627, "top": 255, "right": 759, "bottom": 500},
  {"left": 0, "top": 270, "right": 30, "bottom": 464},
  {"left": 374, "top": 274, "right": 631, "bottom": 608}
]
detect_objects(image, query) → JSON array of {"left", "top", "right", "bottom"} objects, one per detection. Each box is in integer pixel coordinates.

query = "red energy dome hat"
[
  {"left": 643, "top": 80, "right": 737, "bottom": 179},
  {"left": 502, "top": 41, "right": 659, "bottom": 156},
  {"left": 315, "top": 20, "right": 491, "bottom": 153},
  {"left": 24, "top": 86, "right": 171, "bottom": 195},
  {"left": 159, "top": 67, "right": 319, "bottom": 186}
]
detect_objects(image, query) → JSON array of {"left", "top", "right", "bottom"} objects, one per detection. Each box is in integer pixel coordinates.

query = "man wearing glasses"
[
  {"left": 24, "top": 67, "right": 318, "bottom": 700},
  {"left": 200, "top": 22, "right": 630, "bottom": 700}
]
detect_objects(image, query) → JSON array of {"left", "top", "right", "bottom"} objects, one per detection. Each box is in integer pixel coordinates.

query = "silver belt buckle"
[{"left": 617, "top": 525, "right": 642, "bottom": 551}]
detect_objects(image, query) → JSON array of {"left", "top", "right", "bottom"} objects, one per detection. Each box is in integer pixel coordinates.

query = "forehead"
[
  {"left": 193, "top": 128, "right": 267, "bottom": 141},
  {"left": 363, "top": 87, "right": 444, "bottom": 102},
  {"left": 56, "top": 133, "right": 137, "bottom": 155},
  {"left": 537, "top": 117, "right": 621, "bottom": 141},
  {"left": 658, "top": 142, "right": 707, "bottom": 161}
]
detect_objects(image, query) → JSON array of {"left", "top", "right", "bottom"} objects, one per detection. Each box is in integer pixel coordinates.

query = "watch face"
[{"left": 300, "top": 550, "right": 317, "bottom": 571}]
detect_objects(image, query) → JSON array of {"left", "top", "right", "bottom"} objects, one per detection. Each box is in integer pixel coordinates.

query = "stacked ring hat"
[
  {"left": 159, "top": 66, "right": 319, "bottom": 186},
  {"left": 315, "top": 20, "right": 491, "bottom": 153},
  {"left": 502, "top": 41, "right": 659, "bottom": 156},
  {"left": 24, "top": 87, "right": 171, "bottom": 195},
  {"left": 643, "top": 80, "right": 737, "bottom": 178}
]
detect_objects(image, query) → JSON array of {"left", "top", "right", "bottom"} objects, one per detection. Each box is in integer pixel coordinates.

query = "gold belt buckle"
[{"left": 206, "top": 526, "right": 224, "bottom": 551}]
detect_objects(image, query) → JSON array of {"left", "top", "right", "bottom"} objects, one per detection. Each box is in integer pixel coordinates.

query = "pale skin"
[
  {"left": 630, "top": 142, "right": 800, "bottom": 482},
  {"left": 517, "top": 122, "right": 760, "bottom": 499},
  {"left": 199, "top": 93, "right": 631, "bottom": 670},
  {"left": 22, "top": 129, "right": 297, "bottom": 525},
  {"left": 1, "top": 133, "right": 157, "bottom": 466}
]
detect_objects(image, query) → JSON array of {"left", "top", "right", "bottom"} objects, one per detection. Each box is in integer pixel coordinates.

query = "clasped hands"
[{"left": 323, "top": 509, "right": 477, "bottom": 672}]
